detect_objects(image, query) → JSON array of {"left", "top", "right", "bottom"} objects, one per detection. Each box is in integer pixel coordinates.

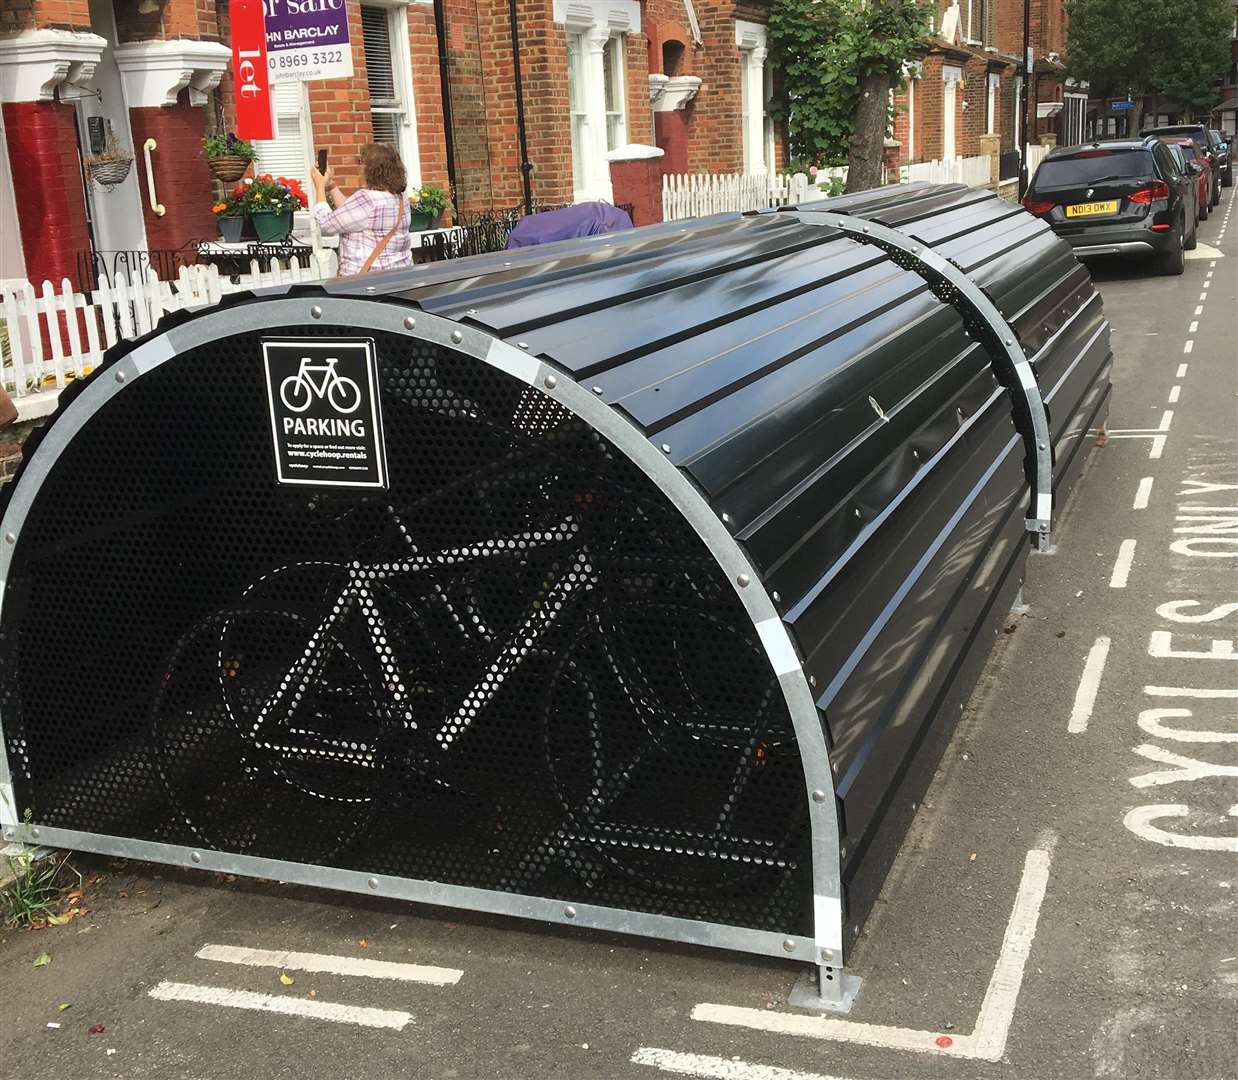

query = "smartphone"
[{"left": 317, "top": 148, "right": 328, "bottom": 173}]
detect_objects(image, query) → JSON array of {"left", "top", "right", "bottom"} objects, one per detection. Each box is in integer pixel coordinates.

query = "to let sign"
[
  {"left": 263, "top": 0, "right": 354, "bottom": 84},
  {"left": 231, "top": 0, "right": 273, "bottom": 140}
]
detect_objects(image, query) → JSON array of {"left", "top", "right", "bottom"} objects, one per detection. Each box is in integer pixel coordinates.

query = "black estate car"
[
  {"left": 1208, "top": 129, "right": 1233, "bottom": 187},
  {"left": 1022, "top": 138, "right": 1198, "bottom": 275}
]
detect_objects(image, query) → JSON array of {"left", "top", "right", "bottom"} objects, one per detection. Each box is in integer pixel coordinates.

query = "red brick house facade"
[
  {"left": 891, "top": 0, "right": 1082, "bottom": 169},
  {"left": 0, "top": 0, "right": 785, "bottom": 288}
]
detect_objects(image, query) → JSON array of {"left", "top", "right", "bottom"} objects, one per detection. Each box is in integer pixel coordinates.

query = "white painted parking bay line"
[
  {"left": 632, "top": 1049, "right": 853, "bottom": 1080},
  {"left": 1133, "top": 477, "right": 1154, "bottom": 510},
  {"left": 1110, "top": 539, "right": 1137, "bottom": 588},
  {"left": 1183, "top": 340, "right": 1194, "bottom": 354},
  {"left": 148, "top": 981, "right": 413, "bottom": 1030},
  {"left": 1168, "top": 385, "right": 1181, "bottom": 403},
  {"left": 196, "top": 944, "right": 463, "bottom": 986},
  {"left": 1177, "top": 363, "right": 1189, "bottom": 377},
  {"left": 1069, "top": 637, "right": 1111, "bottom": 735},
  {"left": 692, "top": 845, "right": 1054, "bottom": 1063}
]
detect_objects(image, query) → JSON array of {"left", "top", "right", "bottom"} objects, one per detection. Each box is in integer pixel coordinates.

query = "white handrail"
[{"left": 142, "top": 138, "right": 166, "bottom": 217}]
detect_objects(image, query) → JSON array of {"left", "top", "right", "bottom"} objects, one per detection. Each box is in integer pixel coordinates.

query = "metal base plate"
[{"left": 788, "top": 967, "right": 863, "bottom": 1014}]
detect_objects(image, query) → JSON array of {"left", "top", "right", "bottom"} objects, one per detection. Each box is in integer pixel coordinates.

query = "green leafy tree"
[
  {"left": 767, "top": 0, "right": 929, "bottom": 192},
  {"left": 1149, "top": 0, "right": 1235, "bottom": 114},
  {"left": 1067, "top": 0, "right": 1234, "bottom": 132}
]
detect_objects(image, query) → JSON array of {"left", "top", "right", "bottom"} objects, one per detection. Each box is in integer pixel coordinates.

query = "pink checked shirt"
[{"left": 313, "top": 189, "right": 413, "bottom": 277}]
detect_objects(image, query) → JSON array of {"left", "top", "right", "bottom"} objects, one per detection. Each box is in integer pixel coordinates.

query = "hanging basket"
[
  {"left": 87, "top": 157, "right": 133, "bottom": 190},
  {"left": 209, "top": 155, "right": 250, "bottom": 183}
]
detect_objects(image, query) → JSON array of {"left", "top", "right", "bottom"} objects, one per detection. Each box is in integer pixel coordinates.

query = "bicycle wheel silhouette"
[
  {"left": 150, "top": 608, "right": 389, "bottom": 862},
  {"left": 328, "top": 375, "right": 362, "bottom": 413},
  {"left": 280, "top": 374, "right": 313, "bottom": 413}
]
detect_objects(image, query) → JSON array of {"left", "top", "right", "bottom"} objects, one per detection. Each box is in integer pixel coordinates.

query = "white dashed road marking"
[
  {"left": 1183, "top": 340, "right": 1194, "bottom": 354},
  {"left": 1133, "top": 477, "right": 1154, "bottom": 510},
  {"left": 1168, "top": 385, "right": 1181, "bottom": 403},
  {"left": 1069, "top": 637, "right": 1112, "bottom": 735},
  {"left": 1110, "top": 539, "right": 1137, "bottom": 588},
  {"left": 148, "top": 981, "right": 414, "bottom": 1030},
  {"left": 195, "top": 944, "right": 464, "bottom": 985},
  {"left": 1177, "top": 363, "right": 1189, "bottom": 378},
  {"left": 690, "top": 844, "right": 1055, "bottom": 1063}
]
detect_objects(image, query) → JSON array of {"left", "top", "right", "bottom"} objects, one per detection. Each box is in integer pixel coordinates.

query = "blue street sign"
[{"left": 1111, "top": 101, "right": 1136, "bottom": 111}]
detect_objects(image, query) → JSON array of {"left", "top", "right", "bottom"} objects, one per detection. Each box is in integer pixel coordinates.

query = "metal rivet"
[
  {"left": 771, "top": 591, "right": 781, "bottom": 602},
  {"left": 1038, "top": 442, "right": 1047, "bottom": 450},
  {"left": 563, "top": 905, "right": 576, "bottom": 919},
  {"left": 592, "top": 386, "right": 603, "bottom": 395},
  {"left": 114, "top": 369, "right": 126, "bottom": 383},
  {"left": 809, "top": 675, "right": 818, "bottom": 687},
  {"left": 30, "top": 827, "right": 40, "bottom": 839},
  {"left": 4, "top": 532, "right": 14, "bottom": 545},
  {"left": 782, "top": 938, "right": 797, "bottom": 953},
  {"left": 365, "top": 285, "right": 376, "bottom": 294},
  {"left": 466, "top": 308, "right": 478, "bottom": 316},
  {"left": 853, "top": 507, "right": 862, "bottom": 519},
  {"left": 832, "top": 761, "right": 840, "bottom": 774},
  {"left": 736, "top": 573, "right": 750, "bottom": 588},
  {"left": 1004, "top": 338, "right": 1013, "bottom": 346},
  {"left": 310, "top": 305, "right": 322, "bottom": 319},
  {"left": 403, "top": 316, "right": 417, "bottom": 330},
  {"left": 517, "top": 341, "right": 529, "bottom": 349},
  {"left": 543, "top": 375, "right": 557, "bottom": 390},
  {"left": 368, "top": 877, "right": 379, "bottom": 890},
  {"left": 912, "top": 449, "right": 920, "bottom": 460},
  {"left": 820, "top": 948, "right": 834, "bottom": 962},
  {"left": 811, "top": 789, "right": 826, "bottom": 803},
  {"left": 450, "top": 330, "right": 464, "bottom": 344},
  {"left": 861, "top": 225, "right": 870, "bottom": 233},
  {"left": 720, "top": 512, "right": 731, "bottom": 524},
  {"left": 190, "top": 851, "right": 201, "bottom": 864},
  {"left": 661, "top": 444, "right": 672, "bottom": 454},
  {"left": 840, "top": 847, "right": 848, "bottom": 860}
]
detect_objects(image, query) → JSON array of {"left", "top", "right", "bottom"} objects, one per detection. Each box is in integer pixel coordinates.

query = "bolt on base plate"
[{"left": 788, "top": 966, "right": 863, "bottom": 1014}]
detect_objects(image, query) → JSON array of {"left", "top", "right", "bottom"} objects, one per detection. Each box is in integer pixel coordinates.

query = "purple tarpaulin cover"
[{"left": 506, "top": 202, "right": 634, "bottom": 249}]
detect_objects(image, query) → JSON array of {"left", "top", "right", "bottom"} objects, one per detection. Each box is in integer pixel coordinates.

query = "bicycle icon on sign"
[{"left": 279, "top": 357, "right": 363, "bottom": 415}]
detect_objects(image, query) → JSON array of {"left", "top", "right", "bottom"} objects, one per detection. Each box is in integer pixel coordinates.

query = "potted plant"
[
  {"left": 85, "top": 135, "right": 134, "bottom": 190},
  {"left": 409, "top": 184, "right": 451, "bottom": 231},
  {"left": 212, "top": 191, "right": 246, "bottom": 243},
  {"left": 203, "top": 132, "right": 255, "bottom": 183},
  {"left": 243, "top": 174, "right": 309, "bottom": 242}
]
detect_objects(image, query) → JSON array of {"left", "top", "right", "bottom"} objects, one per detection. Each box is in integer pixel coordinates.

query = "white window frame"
[
  {"left": 555, "top": 0, "right": 640, "bottom": 202},
  {"left": 360, "top": 0, "right": 423, "bottom": 192},
  {"left": 736, "top": 20, "right": 771, "bottom": 175},
  {"left": 603, "top": 33, "right": 628, "bottom": 154},
  {"left": 1063, "top": 92, "right": 1087, "bottom": 147},
  {"left": 943, "top": 65, "right": 962, "bottom": 160},
  {"left": 986, "top": 72, "right": 1000, "bottom": 135}
]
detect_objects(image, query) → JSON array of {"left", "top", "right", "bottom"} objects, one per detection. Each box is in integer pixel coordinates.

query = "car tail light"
[
  {"left": 1021, "top": 196, "right": 1055, "bottom": 215},
  {"left": 1128, "top": 181, "right": 1170, "bottom": 203}
]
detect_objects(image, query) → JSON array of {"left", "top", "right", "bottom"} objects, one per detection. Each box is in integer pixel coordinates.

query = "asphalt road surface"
[{"left": 2, "top": 190, "right": 1236, "bottom": 1080}]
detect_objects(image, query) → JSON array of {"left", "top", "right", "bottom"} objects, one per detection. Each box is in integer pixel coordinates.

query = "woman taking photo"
[{"left": 310, "top": 143, "right": 413, "bottom": 276}]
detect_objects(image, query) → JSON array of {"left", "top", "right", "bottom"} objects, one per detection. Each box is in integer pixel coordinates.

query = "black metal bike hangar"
[{"left": 0, "top": 184, "right": 1110, "bottom": 1004}]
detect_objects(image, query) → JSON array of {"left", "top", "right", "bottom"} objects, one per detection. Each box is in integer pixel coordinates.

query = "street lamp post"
[{"left": 1019, "top": 0, "right": 1032, "bottom": 198}]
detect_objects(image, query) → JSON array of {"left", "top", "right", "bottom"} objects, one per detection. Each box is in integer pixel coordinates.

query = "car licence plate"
[{"left": 1065, "top": 200, "right": 1120, "bottom": 218}]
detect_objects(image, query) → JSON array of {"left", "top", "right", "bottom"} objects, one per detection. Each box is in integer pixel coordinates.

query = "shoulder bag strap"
[{"left": 359, "top": 195, "right": 406, "bottom": 274}]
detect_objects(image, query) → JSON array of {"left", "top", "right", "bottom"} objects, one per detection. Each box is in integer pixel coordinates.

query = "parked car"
[
  {"left": 1208, "top": 129, "right": 1233, "bottom": 187},
  {"left": 1159, "top": 136, "right": 1211, "bottom": 220},
  {"left": 1021, "top": 137, "right": 1197, "bottom": 275},
  {"left": 1141, "top": 124, "right": 1222, "bottom": 206},
  {"left": 1163, "top": 143, "right": 1203, "bottom": 225}
]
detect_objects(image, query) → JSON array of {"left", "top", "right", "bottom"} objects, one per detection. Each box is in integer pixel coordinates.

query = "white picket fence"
[
  {"left": 662, "top": 171, "right": 819, "bottom": 220},
  {"left": 900, "top": 153, "right": 995, "bottom": 187},
  {"left": 1, "top": 257, "right": 329, "bottom": 408}
]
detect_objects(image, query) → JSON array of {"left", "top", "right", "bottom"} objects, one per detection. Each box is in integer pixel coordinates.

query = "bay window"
[{"left": 557, "top": 0, "right": 640, "bottom": 202}]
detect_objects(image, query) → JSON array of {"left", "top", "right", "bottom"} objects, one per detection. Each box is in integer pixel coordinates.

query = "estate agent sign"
[{"left": 262, "top": 0, "right": 355, "bottom": 83}]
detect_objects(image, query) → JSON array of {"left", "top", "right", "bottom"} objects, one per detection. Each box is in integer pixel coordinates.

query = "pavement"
[{"left": 1, "top": 189, "right": 1236, "bottom": 1080}]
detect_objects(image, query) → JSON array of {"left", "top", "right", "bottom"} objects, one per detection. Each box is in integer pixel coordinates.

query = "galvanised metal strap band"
[
  {"left": 0, "top": 184, "right": 1111, "bottom": 987},
  {"left": 795, "top": 208, "right": 1054, "bottom": 549}
]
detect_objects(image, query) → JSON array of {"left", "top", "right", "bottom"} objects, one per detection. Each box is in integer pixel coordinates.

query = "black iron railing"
[
  {"left": 421, "top": 203, "right": 634, "bottom": 262},
  {"left": 77, "top": 245, "right": 201, "bottom": 292}
]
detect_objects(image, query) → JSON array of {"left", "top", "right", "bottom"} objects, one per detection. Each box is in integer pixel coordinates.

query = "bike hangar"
[{"left": 0, "top": 185, "right": 1111, "bottom": 1010}]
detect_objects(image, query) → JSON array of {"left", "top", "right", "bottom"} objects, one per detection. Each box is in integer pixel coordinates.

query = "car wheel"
[
  {"left": 1224, "top": 169, "right": 1234, "bottom": 189},
  {"left": 1185, "top": 218, "right": 1198, "bottom": 250},
  {"left": 1200, "top": 198, "right": 1208, "bottom": 221},
  {"left": 1157, "top": 226, "right": 1185, "bottom": 276}
]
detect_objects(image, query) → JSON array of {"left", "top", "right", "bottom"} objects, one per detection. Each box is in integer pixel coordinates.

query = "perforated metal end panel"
[{"left": 0, "top": 325, "right": 811, "bottom": 938}]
